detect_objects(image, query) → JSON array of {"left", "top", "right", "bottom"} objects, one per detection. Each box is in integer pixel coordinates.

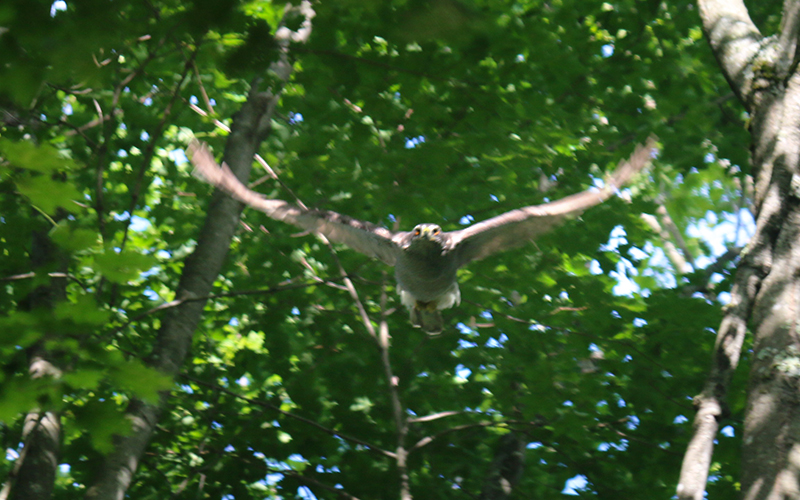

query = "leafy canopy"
[{"left": 0, "top": 0, "right": 752, "bottom": 498}]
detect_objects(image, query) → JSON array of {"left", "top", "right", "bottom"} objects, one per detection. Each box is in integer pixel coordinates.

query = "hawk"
[{"left": 188, "top": 138, "right": 656, "bottom": 333}]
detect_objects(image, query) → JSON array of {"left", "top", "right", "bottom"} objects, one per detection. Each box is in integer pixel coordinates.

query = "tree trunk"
[
  {"left": 84, "top": 4, "right": 314, "bottom": 498},
  {"left": 2, "top": 228, "right": 66, "bottom": 500},
  {"left": 680, "top": 1, "right": 800, "bottom": 499},
  {"left": 741, "top": 69, "right": 800, "bottom": 500},
  {"left": 479, "top": 433, "right": 526, "bottom": 500},
  {"left": 84, "top": 85, "right": 277, "bottom": 500}
]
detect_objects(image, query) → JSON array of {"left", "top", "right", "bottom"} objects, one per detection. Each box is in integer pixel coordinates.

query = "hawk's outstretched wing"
[
  {"left": 449, "top": 137, "right": 657, "bottom": 267},
  {"left": 188, "top": 141, "right": 402, "bottom": 266}
]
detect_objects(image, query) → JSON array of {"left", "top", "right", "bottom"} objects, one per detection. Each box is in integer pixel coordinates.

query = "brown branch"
[
  {"left": 0, "top": 271, "right": 89, "bottom": 291},
  {"left": 408, "top": 411, "right": 462, "bottom": 424},
  {"left": 93, "top": 39, "right": 166, "bottom": 301},
  {"left": 411, "top": 421, "right": 519, "bottom": 451},
  {"left": 376, "top": 272, "right": 412, "bottom": 500},
  {"left": 191, "top": 60, "right": 215, "bottom": 116},
  {"left": 680, "top": 246, "right": 742, "bottom": 297},
  {"left": 287, "top": 190, "right": 412, "bottom": 496},
  {"left": 676, "top": 262, "right": 758, "bottom": 500}
]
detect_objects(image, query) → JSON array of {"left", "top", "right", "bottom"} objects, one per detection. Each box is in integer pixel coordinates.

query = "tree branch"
[
  {"left": 408, "top": 411, "right": 462, "bottom": 424},
  {"left": 180, "top": 375, "right": 396, "bottom": 459},
  {"left": 107, "top": 276, "right": 346, "bottom": 337},
  {"left": 779, "top": 0, "right": 800, "bottom": 78},
  {"left": 83, "top": 5, "right": 315, "bottom": 498},
  {"left": 697, "top": 0, "right": 763, "bottom": 108},
  {"left": 641, "top": 212, "right": 692, "bottom": 274},
  {"left": 411, "top": 422, "right": 512, "bottom": 451},
  {"left": 676, "top": 261, "right": 759, "bottom": 500},
  {"left": 117, "top": 46, "right": 199, "bottom": 254}
]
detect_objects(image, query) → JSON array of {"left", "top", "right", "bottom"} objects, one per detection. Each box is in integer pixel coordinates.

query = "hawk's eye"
[
  {"left": 433, "top": 228, "right": 440, "bottom": 235},
  {"left": 414, "top": 228, "right": 421, "bottom": 236}
]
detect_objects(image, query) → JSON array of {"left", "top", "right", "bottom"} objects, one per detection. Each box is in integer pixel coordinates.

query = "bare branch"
[
  {"left": 676, "top": 263, "right": 758, "bottom": 500},
  {"left": 411, "top": 422, "right": 505, "bottom": 451},
  {"left": 117, "top": 47, "right": 199, "bottom": 256},
  {"left": 181, "top": 375, "right": 396, "bottom": 460},
  {"left": 408, "top": 411, "right": 462, "bottom": 424},
  {"left": 641, "top": 213, "right": 692, "bottom": 274},
  {"left": 191, "top": 60, "right": 215, "bottom": 116},
  {"left": 107, "top": 277, "right": 345, "bottom": 337}
]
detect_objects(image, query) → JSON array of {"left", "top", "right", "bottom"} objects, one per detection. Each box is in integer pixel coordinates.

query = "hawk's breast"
[{"left": 395, "top": 248, "right": 459, "bottom": 303}]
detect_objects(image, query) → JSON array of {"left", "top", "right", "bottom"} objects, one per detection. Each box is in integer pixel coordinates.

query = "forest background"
[{"left": 0, "top": 0, "right": 792, "bottom": 499}]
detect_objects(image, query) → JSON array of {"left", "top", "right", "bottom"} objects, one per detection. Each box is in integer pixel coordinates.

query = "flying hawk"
[{"left": 188, "top": 138, "right": 656, "bottom": 333}]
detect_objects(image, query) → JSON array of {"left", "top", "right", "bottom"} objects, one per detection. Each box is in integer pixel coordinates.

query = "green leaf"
[
  {"left": 54, "top": 295, "right": 111, "bottom": 327},
  {"left": 15, "top": 174, "right": 81, "bottom": 215},
  {"left": 50, "top": 222, "right": 100, "bottom": 253},
  {"left": 73, "top": 399, "right": 133, "bottom": 453},
  {"left": 0, "top": 312, "right": 43, "bottom": 350},
  {"left": 93, "top": 250, "right": 158, "bottom": 284},
  {"left": 0, "top": 138, "right": 77, "bottom": 173},
  {"left": 107, "top": 359, "right": 172, "bottom": 403},
  {"left": 62, "top": 369, "right": 105, "bottom": 391}
]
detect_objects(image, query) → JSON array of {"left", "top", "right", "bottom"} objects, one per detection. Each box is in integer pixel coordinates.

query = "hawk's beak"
[{"left": 421, "top": 227, "right": 436, "bottom": 240}]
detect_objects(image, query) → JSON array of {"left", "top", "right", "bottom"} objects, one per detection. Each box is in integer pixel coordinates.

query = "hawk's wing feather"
[
  {"left": 188, "top": 141, "right": 402, "bottom": 266},
  {"left": 449, "top": 137, "right": 657, "bottom": 267}
]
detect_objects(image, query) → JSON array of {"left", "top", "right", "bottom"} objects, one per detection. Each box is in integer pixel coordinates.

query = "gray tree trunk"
[
  {"left": 84, "top": 4, "right": 314, "bottom": 497},
  {"left": 2, "top": 227, "right": 66, "bottom": 500},
  {"left": 479, "top": 433, "right": 526, "bottom": 500},
  {"left": 84, "top": 86, "right": 277, "bottom": 500},
  {"left": 679, "top": 1, "right": 800, "bottom": 499}
]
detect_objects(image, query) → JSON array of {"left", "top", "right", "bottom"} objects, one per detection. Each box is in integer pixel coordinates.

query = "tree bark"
[
  {"left": 741, "top": 70, "right": 800, "bottom": 500},
  {"left": 84, "top": 85, "right": 275, "bottom": 500},
  {"left": 83, "top": 4, "right": 314, "bottom": 498},
  {"left": 680, "top": 1, "right": 800, "bottom": 499},
  {"left": 479, "top": 433, "right": 526, "bottom": 500},
  {"left": 1, "top": 227, "right": 66, "bottom": 500}
]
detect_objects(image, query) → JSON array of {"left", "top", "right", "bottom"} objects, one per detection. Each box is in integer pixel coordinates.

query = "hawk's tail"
[{"left": 410, "top": 307, "right": 443, "bottom": 334}]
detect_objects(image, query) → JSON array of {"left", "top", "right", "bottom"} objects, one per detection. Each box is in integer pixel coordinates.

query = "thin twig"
[
  {"left": 191, "top": 60, "right": 215, "bottom": 116},
  {"left": 181, "top": 374, "right": 396, "bottom": 459},
  {"left": 276, "top": 469, "right": 362, "bottom": 500},
  {"left": 108, "top": 277, "right": 346, "bottom": 336},
  {"left": 119, "top": 46, "right": 200, "bottom": 252},
  {"left": 408, "top": 411, "right": 462, "bottom": 424}
]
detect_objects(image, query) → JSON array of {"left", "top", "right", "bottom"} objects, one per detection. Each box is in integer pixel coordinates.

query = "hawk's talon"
[{"left": 415, "top": 300, "right": 438, "bottom": 312}]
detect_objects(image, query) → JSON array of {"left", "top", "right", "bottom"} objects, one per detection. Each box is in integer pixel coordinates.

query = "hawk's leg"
[
  {"left": 409, "top": 300, "right": 444, "bottom": 334},
  {"left": 415, "top": 300, "right": 439, "bottom": 311}
]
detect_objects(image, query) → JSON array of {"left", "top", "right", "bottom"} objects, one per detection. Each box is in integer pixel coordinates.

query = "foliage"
[{"left": 0, "top": 0, "right": 756, "bottom": 498}]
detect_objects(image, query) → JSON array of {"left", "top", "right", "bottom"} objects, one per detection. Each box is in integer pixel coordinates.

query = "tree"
[
  {"left": 678, "top": 1, "right": 800, "bottom": 499},
  {"left": 0, "top": 0, "right": 768, "bottom": 498}
]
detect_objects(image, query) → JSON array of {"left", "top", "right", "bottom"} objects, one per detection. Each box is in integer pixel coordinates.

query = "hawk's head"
[{"left": 402, "top": 223, "right": 450, "bottom": 254}]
